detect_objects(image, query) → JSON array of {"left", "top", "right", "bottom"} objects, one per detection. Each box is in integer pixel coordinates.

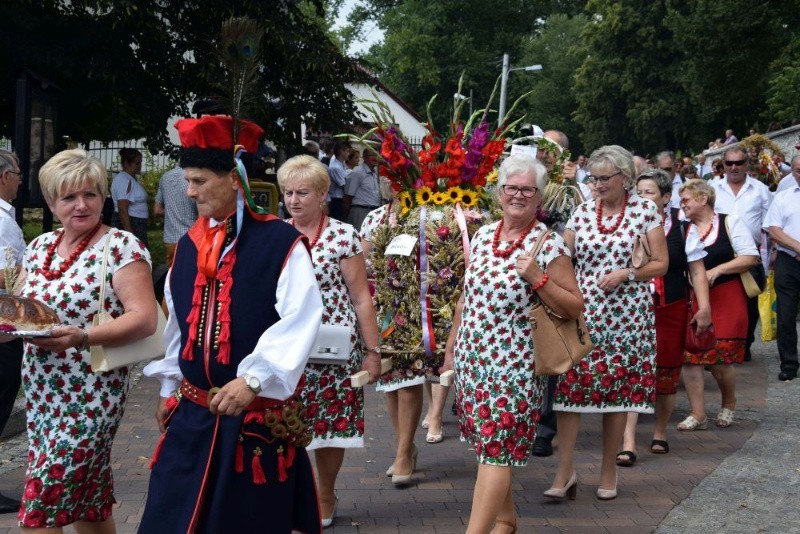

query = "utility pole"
[{"left": 498, "top": 53, "right": 543, "bottom": 127}]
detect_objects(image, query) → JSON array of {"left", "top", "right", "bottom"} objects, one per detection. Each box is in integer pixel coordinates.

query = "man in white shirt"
[
  {"left": 576, "top": 154, "right": 588, "bottom": 183},
  {"left": 327, "top": 142, "right": 349, "bottom": 221},
  {"left": 775, "top": 155, "right": 800, "bottom": 193},
  {"left": 656, "top": 151, "right": 683, "bottom": 209},
  {"left": 0, "top": 149, "right": 25, "bottom": 514},
  {"left": 711, "top": 146, "right": 772, "bottom": 361},
  {"left": 695, "top": 152, "right": 713, "bottom": 180},
  {"left": 764, "top": 169, "right": 800, "bottom": 381}
]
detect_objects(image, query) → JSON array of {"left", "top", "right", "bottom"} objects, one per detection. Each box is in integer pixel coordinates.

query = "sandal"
[
  {"left": 716, "top": 408, "right": 734, "bottom": 428},
  {"left": 677, "top": 415, "right": 708, "bottom": 431},
  {"left": 650, "top": 439, "right": 669, "bottom": 454},
  {"left": 615, "top": 450, "right": 637, "bottom": 467}
]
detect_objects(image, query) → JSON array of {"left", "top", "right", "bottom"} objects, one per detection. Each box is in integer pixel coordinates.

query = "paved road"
[{"left": 0, "top": 333, "right": 796, "bottom": 533}]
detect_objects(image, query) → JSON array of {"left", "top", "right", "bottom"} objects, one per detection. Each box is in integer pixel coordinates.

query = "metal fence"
[{"left": 82, "top": 140, "right": 176, "bottom": 174}]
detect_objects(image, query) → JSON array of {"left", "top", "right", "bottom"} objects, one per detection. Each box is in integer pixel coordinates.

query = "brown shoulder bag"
[{"left": 527, "top": 229, "right": 594, "bottom": 376}]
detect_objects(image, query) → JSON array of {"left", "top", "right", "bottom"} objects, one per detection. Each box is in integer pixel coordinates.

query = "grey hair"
[
  {"left": 722, "top": 145, "right": 747, "bottom": 160},
  {"left": 587, "top": 145, "right": 636, "bottom": 189},
  {"left": 0, "top": 149, "right": 19, "bottom": 175},
  {"left": 655, "top": 150, "right": 675, "bottom": 165},
  {"left": 497, "top": 153, "right": 548, "bottom": 191},
  {"left": 636, "top": 168, "right": 672, "bottom": 196},
  {"left": 543, "top": 130, "right": 569, "bottom": 150}
]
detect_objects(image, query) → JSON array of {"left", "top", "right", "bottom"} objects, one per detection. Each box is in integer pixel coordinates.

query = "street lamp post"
[{"left": 498, "top": 53, "right": 542, "bottom": 126}]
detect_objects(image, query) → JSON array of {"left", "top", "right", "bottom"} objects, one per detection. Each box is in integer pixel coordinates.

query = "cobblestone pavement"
[{"left": 1, "top": 334, "right": 797, "bottom": 533}]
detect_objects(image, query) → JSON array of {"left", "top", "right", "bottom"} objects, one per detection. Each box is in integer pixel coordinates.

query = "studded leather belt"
[{"left": 179, "top": 378, "right": 282, "bottom": 411}]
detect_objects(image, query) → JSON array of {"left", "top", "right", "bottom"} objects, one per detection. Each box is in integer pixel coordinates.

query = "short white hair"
[{"left": 497, "top": 154, "right": 548, "bottom": 191}]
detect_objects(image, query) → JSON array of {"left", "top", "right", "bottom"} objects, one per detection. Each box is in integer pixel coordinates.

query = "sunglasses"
[{"left": 724, "top": 159, "right": 747, "bottom": 167}]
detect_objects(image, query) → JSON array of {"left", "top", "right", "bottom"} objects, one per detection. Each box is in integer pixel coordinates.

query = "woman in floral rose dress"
[
  {"left": 442, "top": 155, "right": 584, "bottom": 534},
  {"left": 278, "top": 155, "right": 380, "bottom": 528},
  {"left": 548, "top": 145, "right": 668, "bottom": 502},
  {"left": 0, "top": 149, "right": 157, "bottom": 532}
]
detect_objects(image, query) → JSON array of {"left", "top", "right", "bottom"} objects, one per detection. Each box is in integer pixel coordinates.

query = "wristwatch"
[
  {"left": 627, "top": 268, "right": 635, "bottom": 282},
  {"left": 368, "top": 345, "right": 382, "bottom": 355},
  {"left": 241, "top": 373, "right": 262, "bottom": 394}
]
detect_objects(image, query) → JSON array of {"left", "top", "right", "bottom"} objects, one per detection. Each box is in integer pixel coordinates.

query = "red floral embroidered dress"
[
  {"left": 554, "top": 197, "right": 660, "bottom": 413},
  {"left": 18, "top": 230, "right": 149, "bottom": 528},
  {"left": 454, "top": 222, "right": 569, "bottom": 465},
  {"left": 300, "top": 218, "right": 366, "bottom": 449}
]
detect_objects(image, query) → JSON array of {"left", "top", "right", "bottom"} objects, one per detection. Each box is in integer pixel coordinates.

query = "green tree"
[
  {"left": 765, "top": 36, "right": 800, "bottom": 125},
  {"left": 0, "top": 0, "right": 361, "bottom": 154},
  {"left": 515, "top": 13, "right": 588, "bottom": 154},
  {"left": 664, "top": 0, "right": 787, "bottom": 144},
  {"left": 573, "top": 0, "right": 691, "bottom": 154},
  {"left": 347, "top": 0, "right": 557, "bottom": 132}
]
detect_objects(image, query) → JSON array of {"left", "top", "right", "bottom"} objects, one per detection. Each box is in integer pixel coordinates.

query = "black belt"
[{"left": 352, "top": 204, "right": 379, "bottom": 210}]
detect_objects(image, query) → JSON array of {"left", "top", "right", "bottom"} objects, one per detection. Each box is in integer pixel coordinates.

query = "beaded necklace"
[
  {"left": 492, "top": 218, "right": 538, "bottom": 258},
  {"left": 292, "top": 215, "right": 327, "bottom": 248},
  {"left": 693, "top": 215, "right": 715, "bottom": 242},
  {"left": 596, "top": 192, "right": 629, "bottom": 234},
  {"left": 38, "top": 222, "right": 103, "bottom": 280}
]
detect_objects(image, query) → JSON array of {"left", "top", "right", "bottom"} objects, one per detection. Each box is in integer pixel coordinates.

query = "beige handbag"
[
  {"left": 631, "top": 233, "right": 652, "bottom": 269},
  {"left": 90, "top": 235, "right": 167, "bottom": 373},
  {"left": 527, "top": 230, "right": 594, "bottom": 376}
]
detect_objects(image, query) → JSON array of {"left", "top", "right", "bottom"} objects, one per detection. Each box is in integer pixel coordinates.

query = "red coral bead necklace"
[
  {"left": 596, "top": 192, "right": 629, "bottom": 234},
  {"left": 492, "top": 217, "right": 538, "bottom": 258},
  {"left": 38, "top": 221, "right": 103, "bottom": 281},
  {"left": 291, "top": 215, "right": 327, "bottom": 248},
  {"left": 694, "top": 215, "right": 715, "bottom": 242}
]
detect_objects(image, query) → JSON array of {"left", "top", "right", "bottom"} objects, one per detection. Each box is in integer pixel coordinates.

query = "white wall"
[{"left": 346, "top": 83, "right": 427, "bottom": 139}]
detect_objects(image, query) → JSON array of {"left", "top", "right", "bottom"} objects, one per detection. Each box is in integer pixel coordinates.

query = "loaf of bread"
[{"left": 0, "top": 294, "right": 60, "bottom": 332}]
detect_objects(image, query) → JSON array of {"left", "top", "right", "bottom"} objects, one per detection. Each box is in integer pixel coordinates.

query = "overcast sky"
[{"left": 333, "top": 0, "right": 384, "bottom": 55}]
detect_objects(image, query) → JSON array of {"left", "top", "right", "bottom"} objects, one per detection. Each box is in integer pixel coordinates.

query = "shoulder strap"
[
  {"left": 98, "top": 233, "right": 111, "bottom": 312},
  {"left": 528, "top": 227, "right": 550, "bottom": 259}
]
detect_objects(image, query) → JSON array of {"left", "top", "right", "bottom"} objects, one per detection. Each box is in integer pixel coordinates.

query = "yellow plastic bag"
[{"left": 759, "top": 270, "right": 777, "bottom": 342}]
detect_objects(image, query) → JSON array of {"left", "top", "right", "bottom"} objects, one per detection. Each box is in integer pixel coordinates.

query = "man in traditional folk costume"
[{"left": 140, "top": 115, "right": 324, "bottom": 533}]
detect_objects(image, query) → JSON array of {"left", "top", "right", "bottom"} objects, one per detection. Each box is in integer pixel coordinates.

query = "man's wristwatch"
[
  {"left": 241, "top": 373, "right": 262, "bottom": 394},
  {"left": 627, "top": 268, "right": 635, "bottom": 282}
]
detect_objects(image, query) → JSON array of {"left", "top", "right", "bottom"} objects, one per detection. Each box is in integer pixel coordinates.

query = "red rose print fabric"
[
  {"left": 300, "top": 219, "right": 367, "bottom": 449},
  {"left": 554, "top": 197, "right": 659, "bottom": 414},
  {"left": 454, "top": 222, "right": 569, "bottom": 466},
  {"left": 18, "top": 230, "right": 150, "bottom": 528}
]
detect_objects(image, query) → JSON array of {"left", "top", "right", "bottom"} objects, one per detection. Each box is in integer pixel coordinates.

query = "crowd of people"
[{"left": 0, "top": 116, "right": 798, "bottom": 534}]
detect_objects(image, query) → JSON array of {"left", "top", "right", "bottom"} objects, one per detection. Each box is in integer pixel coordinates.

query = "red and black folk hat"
[{"left": 175, "top": 115, "right": 264, "bottom": 171}]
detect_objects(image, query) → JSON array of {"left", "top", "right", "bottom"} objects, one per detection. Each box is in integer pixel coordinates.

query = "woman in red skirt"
[{"left": 677, "top": 179, "right": 758, "bottom": 430}]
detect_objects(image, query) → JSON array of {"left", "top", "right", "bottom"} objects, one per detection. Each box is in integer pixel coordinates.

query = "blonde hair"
[
  {"left": 679, "top": 178, "right": 715, "bottom": 208},
  {"left": 38, "top": 149, "right": 108, "bottom": 206},
  {"left": 276, "top": 154, "right": 330, "bottom": 195}
]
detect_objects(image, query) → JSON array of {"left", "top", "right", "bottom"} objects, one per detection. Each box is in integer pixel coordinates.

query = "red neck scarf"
[{"left": 195, "top": 215, "right": 235, "bottom": 278}]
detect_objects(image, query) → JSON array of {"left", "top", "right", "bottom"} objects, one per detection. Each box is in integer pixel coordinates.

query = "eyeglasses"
[
  {"left": 659, "top": 167, "right": 673, "bottom": 172},
  {"left": 501, "top": 185, "right": 538, "bottom": 198},
  {"left": 724, "top": 159, "right": 747, "bottom": 167},
  {"left": 5, "top": 170, "right": 21, "bottom": 177},
  {"left": 588, "top": 171, "right": 622, "bottom": 184}
]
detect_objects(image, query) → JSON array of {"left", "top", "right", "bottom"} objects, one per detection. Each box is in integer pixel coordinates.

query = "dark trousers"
[
  {"left": 775, "top": 252, "right": 800, "bottom": 373},
  {"left": 537, "top": 375, "right": 558, "bottom": 441},
  {"left": 746, "top": 294, "right": 759, "bottom": 356},
  {"left": 0, "top": 338, "right": 23, "bottom": 433}
]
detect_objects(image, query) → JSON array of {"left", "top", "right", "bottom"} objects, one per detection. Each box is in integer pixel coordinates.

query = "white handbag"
[
  {"left": 307, "top": 324, "right": 353, "bottom": 365},
  {"left": 90, "top": 235, "right": 167, "bottom": 373}
]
